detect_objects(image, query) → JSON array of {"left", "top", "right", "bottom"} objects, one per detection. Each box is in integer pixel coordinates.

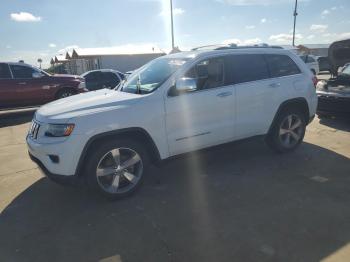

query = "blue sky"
[{"left": 1, "top": 0, "right": 350, "bottom": 67}]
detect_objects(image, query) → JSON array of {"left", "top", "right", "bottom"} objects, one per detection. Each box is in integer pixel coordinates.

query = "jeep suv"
[
  {"left": 27, "top": 45, "right": 318, "bottom": 199},
  {"left": 0, "top": 62, "right": 87, "bottom": 109}
]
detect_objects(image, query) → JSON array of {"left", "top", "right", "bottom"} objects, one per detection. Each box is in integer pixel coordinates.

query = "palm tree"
[{"left": 37, "top": 58, "right": 43, "bottom": 69}]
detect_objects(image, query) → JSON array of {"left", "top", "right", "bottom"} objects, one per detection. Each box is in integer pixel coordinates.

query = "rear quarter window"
[{"left": 265, "top": 54, "right": 301, "bottom": 78}]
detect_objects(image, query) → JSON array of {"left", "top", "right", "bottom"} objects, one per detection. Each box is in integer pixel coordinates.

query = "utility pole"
[
  {"left": 170, "top": 0, "right": 175, "bottom": 50},
  {"left": 292, "top": 0, "right": 298, "bottom": 46}
]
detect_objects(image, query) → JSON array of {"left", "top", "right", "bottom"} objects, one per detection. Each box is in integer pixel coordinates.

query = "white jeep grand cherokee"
[{"left": 27, "top": 45, "right": 318, "bottom": 199}]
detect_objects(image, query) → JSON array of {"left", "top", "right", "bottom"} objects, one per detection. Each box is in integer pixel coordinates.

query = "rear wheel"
[
  {"left": 266, "top": 109, "right": 306, "bottom": 153},
  {"left": 56, "top": 88, "right": 75, "bottom": 99},
  {"left": 86, "top": 139, "right": 148, "bottom": 199}
]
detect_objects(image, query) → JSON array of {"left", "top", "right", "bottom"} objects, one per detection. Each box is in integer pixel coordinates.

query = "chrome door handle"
[
  {"left": 269, "top": 83, "right": 280, "bottom": 88},
  {"left": 18, "top": 82, "right": 27, "bottom": 85},
  {"left": 217, "top": 91, "right": 232, "bottom": 97}
]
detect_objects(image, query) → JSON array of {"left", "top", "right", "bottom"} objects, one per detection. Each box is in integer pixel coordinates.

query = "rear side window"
[
  {"left": 228, "top": 54, "right": 269, "bottom": 84},
  {"left": 85, "top": 71, "right": 102, "bottom": 81},
  {"left": 0, "top": 63, "right": 11, "bottom": 79},
  {"left": 265, "top": 54, "right": 301, "bottom": 78},
  {"left": 103, "top": 72, "right": 120, "bottom": 82},
  {"left": 307, "top": 56, "right": 316, "bottom": 63},
  {"left": 10, "top": 65, "right": 35, "bottom": 79}
]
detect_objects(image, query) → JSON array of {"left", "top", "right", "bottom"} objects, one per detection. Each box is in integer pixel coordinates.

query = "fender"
[
  {"left": 268, "top": 97, "right": 310, "bottom": 134},
  {"left": 75, "top": 127, "right": 161, "bottom": 176}
]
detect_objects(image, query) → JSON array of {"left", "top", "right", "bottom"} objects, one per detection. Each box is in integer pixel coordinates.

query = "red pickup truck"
[{"left": 0, "top": 62, "right": 87, "bottom": 109}]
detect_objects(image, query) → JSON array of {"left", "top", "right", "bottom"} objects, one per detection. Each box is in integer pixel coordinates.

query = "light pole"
[
  {"left": 292, "top": 0, "right": 298, "bottom": 46},
  {"left": 170, "top": 0, "right": 175, "bottom": 50}
]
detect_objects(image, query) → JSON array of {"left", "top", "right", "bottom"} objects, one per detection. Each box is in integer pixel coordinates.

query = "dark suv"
[{"left": 0, "top": 62, "right": 87, "bottom": 109}]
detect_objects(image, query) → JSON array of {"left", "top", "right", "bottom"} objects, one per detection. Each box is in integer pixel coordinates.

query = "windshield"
[
  {"left": 120, "top": 57, "right": 189, "bottom": 94},
  {"left": 341, "top": 64, "right": 350, "bottom": 76}
]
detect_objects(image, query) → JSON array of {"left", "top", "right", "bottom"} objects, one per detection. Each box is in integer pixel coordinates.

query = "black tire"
[
  {"left": 85, "top": 139, "right": 149, "bottom": 200},
  {"left": 266, "top": 108, "right": 306, "bottom": 153},
  {"left": 56, "top": 88, "right": 76, "bottom": 99}
]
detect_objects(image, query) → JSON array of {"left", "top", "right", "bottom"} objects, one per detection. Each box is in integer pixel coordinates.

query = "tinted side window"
[
  {"left": 184, "top": 57, "right": 225, "bottom": 90},
  {"left": 103, "top": 72, "right": 119, "bottom": 82},
  {"left": 10, "top": 65, "right": 35, "bottom": 79},
  {"left": 0, "top": 63, "right": 11, "bottom": 79},
  {"left": 307, "top": 56, "right": 316, "bottom": 63},
  {"left": 85, "top": 72, "right": 102, "bottom": 81},
  {"left": 299, "top": 55, "right": 307, "bottom": 62},
  {"left": 228, "top": 54, "right": 269, "bottom": 84},
  {"left": 265, "top": 54, "right": 301, "bottom": 78}
]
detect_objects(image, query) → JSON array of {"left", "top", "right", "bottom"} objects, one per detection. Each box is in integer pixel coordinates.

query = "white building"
[{"left": 51, "top": 45, "right": 165, "bottom": 75}]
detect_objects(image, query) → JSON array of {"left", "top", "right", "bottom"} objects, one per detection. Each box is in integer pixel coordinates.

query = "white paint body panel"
[{"left": 26, "top": 48, "right": 317, "bottom": 176}]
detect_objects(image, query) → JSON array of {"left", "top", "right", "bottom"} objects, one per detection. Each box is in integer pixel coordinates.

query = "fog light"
[{"left": 48, "top": 155, "right": 59, "bottom": 163}]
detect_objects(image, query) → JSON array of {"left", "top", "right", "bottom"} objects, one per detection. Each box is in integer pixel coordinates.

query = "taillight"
[{"left": 312, "top": 76, "right": 318, "bottom": 88}]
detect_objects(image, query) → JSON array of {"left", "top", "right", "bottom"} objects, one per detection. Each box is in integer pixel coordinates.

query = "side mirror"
[
  {"left": 175, "top": 78, "right": 197, "bottom": 94},
  {"left": 32, "top": 72, "right": 44, "bottom": 79}
]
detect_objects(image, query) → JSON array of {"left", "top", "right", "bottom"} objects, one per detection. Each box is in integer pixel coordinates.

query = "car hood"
[{"left": 36, "top": 89, "right": 141, "bottom": 122}]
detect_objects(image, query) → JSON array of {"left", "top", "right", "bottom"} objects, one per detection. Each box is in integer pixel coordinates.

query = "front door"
[
  {"left": 165, "top": 56, "right": 235, "bottom": 156},
  {"left": 9, "top": 64, "right": 51, "bottom": 106}
]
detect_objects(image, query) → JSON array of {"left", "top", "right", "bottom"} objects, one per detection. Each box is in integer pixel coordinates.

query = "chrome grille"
[{"left": 29, "top": 121, "right": 40, "bottom": 139}]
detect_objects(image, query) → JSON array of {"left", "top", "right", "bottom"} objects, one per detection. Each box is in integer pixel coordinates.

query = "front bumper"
[{"left": 29, "top": 152, "right": 81, "bottom": 185}]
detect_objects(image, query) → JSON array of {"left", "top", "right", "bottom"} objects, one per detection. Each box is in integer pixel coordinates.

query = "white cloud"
[
  {"left": 245, "top": 25, "right": 255, "bottom": 29},
  {"left": 160, "top": 7, "right": 185, "bottom": 16},
  {"left": 10, "top": 12, "right": 41, "bottom": 22},
  {"left": 321, "top": 9, "right": 330, "bottom": 15},
  {"left": 260, "top": 18, "right": 267, "bottom": 23},
  {"left": 331, "top": 6, "right": 337, "bottom": 11},
  {"left": 5, "top": 45, "right": 12, "bottom": 49},
  {"left": 269, "top": 33, "right": 303, "bottom": 43},
  {"left": 310, "top": 24, "right": 328, "bottom": 33},
  {"left": 48, "top": 43, "right": 56, "bottom": 48},
  {"left": 222, "top": 37, "right": 262, "bottom": 45},
  {"left": 217, "top": 0, "right": 308, "bottom": 5},
  {"left": 306, "top": 35, "right": 315, "bottom": 40}
]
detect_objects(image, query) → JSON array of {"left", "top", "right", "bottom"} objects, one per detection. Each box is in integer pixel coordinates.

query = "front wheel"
[
  {"left": 56, "top": 89, "right": 75, "bottom": 99},
  {"left": 266, "top": 109, "right": 306, "bottom": 153},
  {"left": 85, "top": 139, "right": 148, "bottom": 200}
]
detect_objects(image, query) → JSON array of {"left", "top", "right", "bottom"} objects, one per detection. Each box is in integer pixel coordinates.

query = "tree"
[{"left": 37, "top": 58, "right": 43, "bottom": 69}]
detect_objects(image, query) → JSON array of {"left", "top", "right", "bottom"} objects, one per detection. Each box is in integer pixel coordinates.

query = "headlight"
[
  {"left": 78, "top": 81, "right": 86, "bottom": 89},
  {"left": 45, "top": 124, "right": 75, "bottom": 137}
]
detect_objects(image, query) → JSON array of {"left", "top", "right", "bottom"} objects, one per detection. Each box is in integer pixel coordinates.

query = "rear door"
[
  {"left": 0, "top": 63, "right": 15, "bottom": 108},
  {"left": 229, "top": 54, "right": 278, "bottom": 138}
]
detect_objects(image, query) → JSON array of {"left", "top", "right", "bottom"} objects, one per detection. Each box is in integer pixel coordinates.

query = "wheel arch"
[
  {"left": 55, "top": 87, "right": 77, "bottom": 99},
  {"left": 268, "top": 97, "right": 310, "bottom": 135},
  {"left": 75, "top": 127, "right": 161, "bottom": 177}
]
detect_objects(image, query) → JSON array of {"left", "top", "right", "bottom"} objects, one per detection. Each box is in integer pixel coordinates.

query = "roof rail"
[{"left": 191, "top": 43, "right": 283, "bottom": 51}]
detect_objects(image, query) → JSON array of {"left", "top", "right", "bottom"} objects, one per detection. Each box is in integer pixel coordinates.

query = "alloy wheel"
[
  {"left": 278, "top": 114, "right": 303, "bottom": 148},
  {"left": 96, "top": 148, "right": 143, "bottom": 194}
]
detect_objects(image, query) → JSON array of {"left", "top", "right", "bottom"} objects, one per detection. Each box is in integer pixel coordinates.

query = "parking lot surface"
[{"left": 0, "top": 112, "right": 350, "bottom": 262}]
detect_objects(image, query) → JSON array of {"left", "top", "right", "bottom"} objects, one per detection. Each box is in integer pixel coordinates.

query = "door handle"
[
  {"left": 269, "top": 83, "right": 280, "bottom": 88},
  {"left": 18, "top": 82, "right": 27, "bottom": 85},
  {"left": 217, "top": 91, "right": 232, "bottom": 98}
]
